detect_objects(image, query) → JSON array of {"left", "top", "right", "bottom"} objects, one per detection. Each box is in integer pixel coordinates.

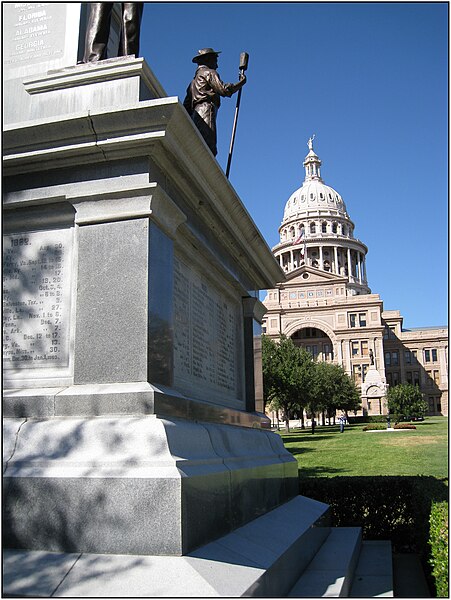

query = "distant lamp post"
[{"left": 386, "top": 410, "right": 391, "bottom": 429}]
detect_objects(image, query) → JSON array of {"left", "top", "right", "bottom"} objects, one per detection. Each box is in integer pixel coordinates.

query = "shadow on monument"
[
  {"left": 3, "top": 549, "right": 147, "bottom": 597},
  {"left": 4, "top": 238, "right": 69, "bottom": 365},
  {"left": 4, "top": 420, "right": 167, "bottom": 551}
]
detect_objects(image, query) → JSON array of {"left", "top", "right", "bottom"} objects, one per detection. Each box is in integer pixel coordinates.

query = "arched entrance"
[{"left": 290, "top": 326, "right": 334, "bottom": 362}]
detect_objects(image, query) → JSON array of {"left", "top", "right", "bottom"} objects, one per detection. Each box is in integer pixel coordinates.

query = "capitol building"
[{"left": 262, "top": 138, "right": 448, "bottom": 417}]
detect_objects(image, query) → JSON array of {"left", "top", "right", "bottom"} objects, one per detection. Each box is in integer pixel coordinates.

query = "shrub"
[
  {"left": 362, "top": 424, "right": 387, "bottom": 431},
  {"left": 394, "top": 423, "right": 416, "bottom": 430},
  {"left": 429, "top": 501, "right": 448, "bottom": 597}
]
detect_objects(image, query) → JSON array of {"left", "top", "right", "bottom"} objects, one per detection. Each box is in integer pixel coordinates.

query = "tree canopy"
[
  {"left": 386, "top": 383, "right": 428, "bottom": 423},
  {"left": 262, "top": 335, "right": 314, "bottom": 429},
  {"left": 262, "top": 335, "right": 361, "bottom": 429},
  {"left": 310, "top": 361, "right": 361, "bottom": 418}
]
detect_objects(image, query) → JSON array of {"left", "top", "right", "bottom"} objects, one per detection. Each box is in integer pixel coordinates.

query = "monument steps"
[
  {"left": 288, "top": 530, "right": 394, "bottom": 597},
  {"left": 3, "top": 496, "right": 394, "bottom": 597},
  {"left": 349, "top": 541, "right": 394, "bottom": 598}
]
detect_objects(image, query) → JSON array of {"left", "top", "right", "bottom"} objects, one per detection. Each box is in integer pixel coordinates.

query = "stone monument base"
[
  {"left": 3, "top": 413, "right": 298, "bottom": 556},
  {"left": 3, "top": 495, "right": 331, "bottom": 597}
]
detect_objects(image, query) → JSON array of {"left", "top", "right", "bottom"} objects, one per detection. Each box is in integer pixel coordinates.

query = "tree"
[
  {"left": 386, "top": 383, "right": 428, "bottom": 423},
  {"left": 262, "top": 335, "right": 315, "bottom": 431},
  {"left": 310, "top": 362, "right": 361, "bottom": 424}
]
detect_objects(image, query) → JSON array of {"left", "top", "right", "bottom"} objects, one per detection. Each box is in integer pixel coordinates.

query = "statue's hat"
[{"left": 192, "top": 48, "right": 221, "bottom": 63}]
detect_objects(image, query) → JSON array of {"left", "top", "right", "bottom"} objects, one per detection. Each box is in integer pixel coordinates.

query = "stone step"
[
  {"left": 287, "top": 527, "right": 362, "bottom": 597},
  {"left": 3, "top": 494, "right": 331, "bottom": 597},
  {"left": 349, "top": 540, "right": 394, "bottom": 597}
]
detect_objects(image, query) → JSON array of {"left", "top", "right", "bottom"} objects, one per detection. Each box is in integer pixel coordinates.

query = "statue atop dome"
[{"left": 308, "top": 134, "right": 316, "bottom": 151}]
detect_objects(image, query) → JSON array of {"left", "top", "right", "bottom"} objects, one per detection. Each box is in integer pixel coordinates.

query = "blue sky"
[{"left": 139, "top": 2, "right": 448, "bottom": 328}]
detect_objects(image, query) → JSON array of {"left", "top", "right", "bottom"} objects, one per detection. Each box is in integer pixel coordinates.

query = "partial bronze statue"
[
  {"left": 183, "top": 48, "right": 247, "bottom": 156},
  {"left": 83, "top": 3, "right": 144, "bottom": 63}
]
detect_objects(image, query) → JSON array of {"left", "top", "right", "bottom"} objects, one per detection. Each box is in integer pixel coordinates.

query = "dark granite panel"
[
  {"left": 55, "top": 391, "right": 154, "bottom": 416},
  {"left": 147, "top": 223, "right": 174, "bottom": 386},
  {"left": 74, "top": 219, "right": 149, "bottom": 384}
]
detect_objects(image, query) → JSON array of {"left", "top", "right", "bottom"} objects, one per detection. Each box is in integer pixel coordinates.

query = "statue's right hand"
[{"left": 239, "top": 74, "right": 247, "bottom": 84}]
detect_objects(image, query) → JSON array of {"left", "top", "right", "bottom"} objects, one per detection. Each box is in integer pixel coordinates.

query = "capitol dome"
[
  {"left": 273, "top": 136, "right": 370, "bottom": 295},
  {"left": 283, "top": 178, "right": 348, "bottom": 222}
]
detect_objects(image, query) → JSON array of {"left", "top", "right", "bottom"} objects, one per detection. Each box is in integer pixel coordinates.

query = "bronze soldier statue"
[
  {"left": 83, "top": 3, "right": 144, "bottom": 63},
  {"left": 183, "top": 48, "right": 247, "bottom": 156}
]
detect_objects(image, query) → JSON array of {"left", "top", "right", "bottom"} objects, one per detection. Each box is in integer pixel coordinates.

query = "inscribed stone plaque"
[
  {"left": 173, "top": 257, "right": 242, "bottom": 403},
  {"left": 3, "top": 229, "right": 73, "bottom": 370},
  {"left": 3, "top": 3, "right": 68, "bottom": 70},
  {"left": 3, "top": 3, "right": 84, "bottom": 125},
  {"left": 3, "top": 3, "right": 83, "bottom": 78}
]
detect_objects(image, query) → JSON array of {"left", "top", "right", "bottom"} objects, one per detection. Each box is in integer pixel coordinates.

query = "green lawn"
[{"left": 278, "top": 416, "right": 448, "bottom": 479}]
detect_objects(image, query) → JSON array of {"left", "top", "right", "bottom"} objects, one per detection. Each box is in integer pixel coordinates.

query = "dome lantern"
[{"left": 303, "top": 134, "right": 323, "bottom": 182}]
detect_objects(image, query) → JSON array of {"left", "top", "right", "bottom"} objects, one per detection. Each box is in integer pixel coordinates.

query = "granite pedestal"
[{"left": 3, "top": 4, "right": 297, "bottom": 557}]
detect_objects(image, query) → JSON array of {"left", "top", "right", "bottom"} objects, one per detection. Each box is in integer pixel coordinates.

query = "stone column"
[
  {"left": 242, "top": 297, "right": 263, "bottom": 413},
  {"left": 334, "top": 246, "right": 338, "bottom": 274},
  {"left": 347, "top": 248, "right": 352, "bottom": 280},
  {"left": 439, "top": 346, "right": 447, "bottom": 386},
  {"left": 244, "top": 299, "right": 268, "bottom": 415},
  {"left": 319, "top": 246, "right": 323, "bottom": 270},
  {"left": 357, "top": 252, "right": 362, "bottom": 284}
]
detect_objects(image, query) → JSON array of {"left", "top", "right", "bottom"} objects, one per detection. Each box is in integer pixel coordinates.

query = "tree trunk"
[{"left": 284, "top": 409, "right": 290, "bottom": 432}]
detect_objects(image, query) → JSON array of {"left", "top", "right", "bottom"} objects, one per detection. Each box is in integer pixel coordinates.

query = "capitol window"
[
  {"left": 349, "top": 312, "right": 367, "bottom": 328},
  {"left": 405, "top": 371, "right": 420, "bottom": 386},
  {"left": 310, "top": 222, "right": 316, "bottom": 233},
  {"left": 322, "top": 222, "right": 327, "bottom": 233},
  {"left": 424, "top": 349, "right": 437, "bottom": 363},
  {"left": 352, "top": 364, "right": 368, "bottom": 384}
]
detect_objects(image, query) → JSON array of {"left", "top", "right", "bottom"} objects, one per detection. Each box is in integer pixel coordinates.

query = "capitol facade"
[{"left": 262, "top": 138, "right": 448, "bottom": 417}]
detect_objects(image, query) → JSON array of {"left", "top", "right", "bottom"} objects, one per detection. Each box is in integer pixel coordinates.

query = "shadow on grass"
[
  {"left": 280, "top": 433, "right": 336, "bottom": 445},
  {"left": 285, "top": 445, "right": 314, "bottom": 456},
  {"left": 299, "top": 465, "right": 346, "bottom": 478}
]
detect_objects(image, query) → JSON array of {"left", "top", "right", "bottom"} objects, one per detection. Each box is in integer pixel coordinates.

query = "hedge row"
[
  {"left": 429, "top": 501, "right": 448, "bottom": 597},
  {"left": 299, "top": 475, "right": 448, "bottom": 596},
  {"left": 362, "top": 423, "right": 417, "bottom": 431},
  {"left": 347, "top": 415, "right": 387, "bottom": 424}
]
